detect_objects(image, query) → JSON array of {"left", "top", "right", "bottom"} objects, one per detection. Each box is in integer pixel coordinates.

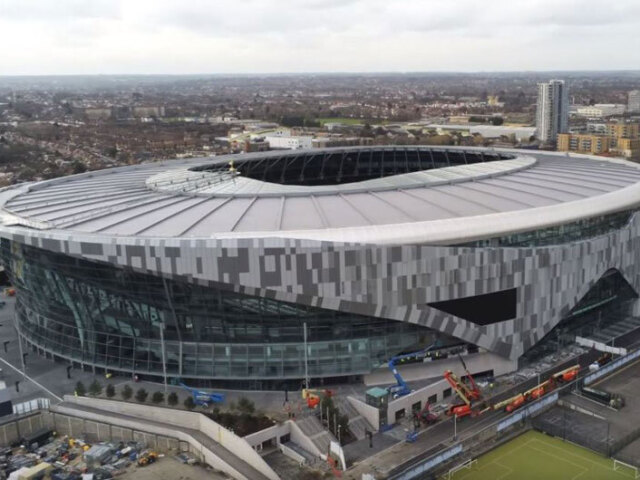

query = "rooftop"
[{"left": 1, "top": 146, "right": 640, "bottom": 245}]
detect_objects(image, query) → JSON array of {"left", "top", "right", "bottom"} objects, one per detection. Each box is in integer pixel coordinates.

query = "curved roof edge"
[{"left": 210, "top": 180, "right": 640, "bottom": 245}]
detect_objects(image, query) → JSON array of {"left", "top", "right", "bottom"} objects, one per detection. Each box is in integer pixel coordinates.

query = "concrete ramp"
[{"left": 52, "top": 400, "right": 278, "bottom": 480}]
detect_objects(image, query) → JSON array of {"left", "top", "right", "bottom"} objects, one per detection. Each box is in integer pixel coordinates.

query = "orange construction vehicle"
[
  {"left": 415, "top": 401, "right": 440, "bottom": 426},
  {"left": 137, "top": 451, "right": 158, "bottom": 467},
  {"left": 526, "top": 379, "right": 552, "bottom": 401},
  {"left": 443, "top": 355, "right": 483, "bottom": 418},
  {"left": 505, "top": 394, "right": 526, "bottom": 413},
  {"left": 302, "top": 388, "right": 334, "bottom": 409},
  {"left": 493, "top": 365, "right": 580, "bottom": 414},
  {"left": 552, "top": 365, "right": 580, "bottom": 383}
]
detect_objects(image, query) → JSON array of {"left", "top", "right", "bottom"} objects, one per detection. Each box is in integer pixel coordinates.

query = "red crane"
[{"left": 443, "top": 355, "right": 483, "bottom": 418}]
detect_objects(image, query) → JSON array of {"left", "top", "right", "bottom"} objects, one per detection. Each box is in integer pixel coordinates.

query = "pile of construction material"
[{"left": 0, "top": 434, "right": 169, "bottom": 480}]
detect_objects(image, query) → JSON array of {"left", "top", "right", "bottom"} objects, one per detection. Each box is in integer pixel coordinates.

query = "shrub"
[
  {"left": 184, "top": 396, "right": 196, "bottom": 410},
  {"left": 135, "top": 388, "right": 148, "bottom": 403},
  {"left": 237, "top": 397, "right": 256, "bottom": 416},
  {"left": 75, "top": 381, "right": 86, "bottom": 397},
  {"left": 121, "top": 384, "right": 133, "bottom": 401},
  {"left": 151, "top": 391, "right": 164, "bottom": 404},
  {"left": 167, "top": 392, "right": 179, "bottom": 406},
  {"left": 89, "top": 380, "right": 102, "bottom": 397},
  {"left": 105, "top": 384, "right": 116, "bottom": 398}
]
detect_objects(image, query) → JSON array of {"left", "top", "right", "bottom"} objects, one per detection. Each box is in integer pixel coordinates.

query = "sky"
[{"left": 1, "top": 0, "right": 639, "bottom": 75}]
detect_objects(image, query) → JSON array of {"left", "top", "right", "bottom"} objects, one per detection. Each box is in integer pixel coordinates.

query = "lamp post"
[
  {"left": 14, "top": 314, "right": 26, "bottom": 373},
  {"left": 453, "top": 414, "right": 458, "bottom": 441}
]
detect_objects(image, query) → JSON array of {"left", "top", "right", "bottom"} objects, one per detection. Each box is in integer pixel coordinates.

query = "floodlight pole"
[{"left": 303, "top": 322, "right": 309, "bottom": 389}]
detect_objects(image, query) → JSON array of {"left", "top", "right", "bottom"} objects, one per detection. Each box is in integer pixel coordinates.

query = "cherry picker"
[{"left": 386, "top": 341, "right": 440, "bottom": 398}]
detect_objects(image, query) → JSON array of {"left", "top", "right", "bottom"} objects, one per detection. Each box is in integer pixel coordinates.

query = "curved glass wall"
[
  {"left": 455, "top": 210, "right": 634, "bottom": 248},
  {"left": 1, "top": 240, "right": 435, "bottom": 386}
]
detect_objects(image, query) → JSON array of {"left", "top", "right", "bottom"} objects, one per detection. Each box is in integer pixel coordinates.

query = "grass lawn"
[{"left": 444, "top": 430, "right": 636, "bottom": 480}]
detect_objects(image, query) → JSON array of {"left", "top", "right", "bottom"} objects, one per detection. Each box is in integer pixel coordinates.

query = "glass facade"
[
  {"left": 1, "top": 240, "right": 433, "bottom": 387},
  {"left": 455, "top": 210, "right": 634, "bottom": 248}
]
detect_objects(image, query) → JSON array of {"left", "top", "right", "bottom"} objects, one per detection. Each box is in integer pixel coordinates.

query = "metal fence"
[
  {"left": 531, "top": 404, "right": 612, "bottom": 456},
  {"left": 611, "top": 427, "right": 640, "bottom": 467}
]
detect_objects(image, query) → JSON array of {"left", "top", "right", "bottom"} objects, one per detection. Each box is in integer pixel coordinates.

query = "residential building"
[
  {"left": 265, "top": 135, "right": 313, "bottom": 150},
  {"left": 629, "top": 90, "right": 640, "bottom": 113},
  {"left": 536, "top": 80, "right": 569, "bottom": 144},
  {"left": 311, "top": 137, "right": 372, "bottom": 148},
  {"left": 606, "top": 123, "right": 640, "bottom": 142},
  {"left": 557, "top": 133, "right": 610, "bottom": 154},
  {"left": 586, "top": 123, "right": 607, "bottom": 134},
  {"left": 575, "top": 104, "right": 626, "bottom": 118},
  {"left": 616, "top": 138, "right": 640, "bottom": 160},
  {"left": 558, "top": 122, "right": 640, "bottom": 159}
]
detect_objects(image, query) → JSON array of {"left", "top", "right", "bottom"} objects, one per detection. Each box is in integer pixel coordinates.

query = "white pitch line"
[
  {"left": 0, "top": 356, "right": 63, "bottom": 402},
  {"left": 527, "top": 444, "right": 589, "bottom": 477}
]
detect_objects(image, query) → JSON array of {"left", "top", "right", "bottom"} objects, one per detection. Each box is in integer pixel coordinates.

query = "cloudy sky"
[{"left": 1, "top": 0, "right": 639, "bottom": 75}]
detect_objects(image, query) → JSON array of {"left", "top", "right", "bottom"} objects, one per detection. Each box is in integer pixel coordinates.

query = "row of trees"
[{"left": 74, "top": 381, "right": 197, "bottom": 410}]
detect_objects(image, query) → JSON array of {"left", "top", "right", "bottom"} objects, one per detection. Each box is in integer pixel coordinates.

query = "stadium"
[{"left": 1, "top": 146, "right": 639, "bottom": 389}]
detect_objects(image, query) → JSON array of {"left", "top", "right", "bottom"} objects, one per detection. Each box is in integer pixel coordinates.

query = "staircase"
[
  {"left": 585, "top": 315, "right": 640, "bottom": 344},
  {"left": 335, "top": 397, "right": 375, "bottom": 441},
  {"left": 296, "top": 414, "right": 336, "bottom": 454}
]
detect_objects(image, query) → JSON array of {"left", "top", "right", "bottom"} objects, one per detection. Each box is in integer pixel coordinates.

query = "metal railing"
[{"left": 12, "top": 397, "right": 50, "bottom": 416}]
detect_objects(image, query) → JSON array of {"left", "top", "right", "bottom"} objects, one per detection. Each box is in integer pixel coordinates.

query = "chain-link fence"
[
  {"left": 531, "top": 404, "right": 612, "bottom": 456},
  {"left": 611, "top": 427, "right": 640, "bottom": 467}
]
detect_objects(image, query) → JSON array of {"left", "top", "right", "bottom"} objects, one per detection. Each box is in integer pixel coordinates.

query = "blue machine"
[
  {"left": 405, "top": 430, "right": 419, "bottom": 443},
  {"left": 387, "top": 342, "right": 440, "bottom": 399},
  {"left": 179, "top": 383, "right": 225, "bottom": 406}
]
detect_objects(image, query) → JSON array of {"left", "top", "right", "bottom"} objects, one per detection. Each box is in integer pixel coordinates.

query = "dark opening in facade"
[{"left": 428, "top": 288, "right": 517, "bottom": 325}]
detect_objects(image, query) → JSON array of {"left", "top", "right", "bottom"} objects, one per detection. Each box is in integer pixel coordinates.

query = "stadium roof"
[{"left": 1, "top": 146, "right": 640, "bottom": 245}]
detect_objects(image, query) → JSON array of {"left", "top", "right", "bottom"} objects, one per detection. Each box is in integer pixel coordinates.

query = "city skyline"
[{"left": 1, "top": 0, "right": 640, "bottom": 75}]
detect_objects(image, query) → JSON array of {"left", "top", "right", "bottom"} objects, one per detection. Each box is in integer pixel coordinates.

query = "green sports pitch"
[{"left": 443, "top": 430, "right": 637, "bottom": 480}]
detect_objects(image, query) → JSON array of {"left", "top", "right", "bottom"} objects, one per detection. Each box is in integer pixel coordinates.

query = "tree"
[
  {"left": 167, "top": 392, "right": 179, "bottom": 406},
  {"left": 135, "top": 388, "right": 149, "bottom": 403},
  {"left": 319, "top": 395, "right": 351, "bottom": 444},
  {"left": 151, "top": 391, "right": 164, "bottom": 404},
  {"left": 237, "top": 397, "right": 256, "bottom": 416},
  {"left": 105, "top": 384, "right": 116, "bottom": 398},
  {"left": 184, "top": 396, "right": 196, "bottom": 410},
  {"left": 105, "top": 146, "right": 118, "bottom": 158},
  {"left": 121, "top": 384, "right": 133, "bottom": 401},
  {"left": 89, "top": 380, "right": 102, "bottom": 396},
  {"left": 71, "top": 160, "right": 87, "bottom": 174},
  {"left": 75, "top": 381, "right": 86, "bottom": 397}
]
